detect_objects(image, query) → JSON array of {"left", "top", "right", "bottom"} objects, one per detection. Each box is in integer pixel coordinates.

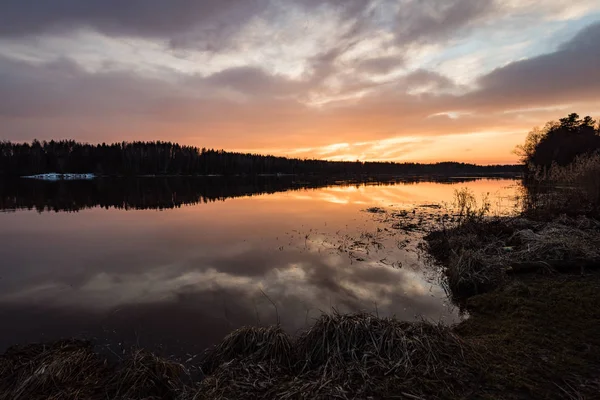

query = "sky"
[{"left": 0, "top": 1, "right": 599, "bottom": 164}]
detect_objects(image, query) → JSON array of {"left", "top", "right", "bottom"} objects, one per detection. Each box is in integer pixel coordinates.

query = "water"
[{"left": 0, "top": 176, "right": 519, "bottom": 358}]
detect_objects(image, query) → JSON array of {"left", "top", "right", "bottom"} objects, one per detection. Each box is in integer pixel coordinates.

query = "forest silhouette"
[{"left": 1, "top": 140, "right": 519, "bottom": 177}]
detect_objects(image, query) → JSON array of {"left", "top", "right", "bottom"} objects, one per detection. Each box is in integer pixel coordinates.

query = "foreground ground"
[
  {"left": 458, "top": 271, "right": 600, "bottom": 399},
  {"left": 1, "top": 217, "right": 599, "bottom": 399}
]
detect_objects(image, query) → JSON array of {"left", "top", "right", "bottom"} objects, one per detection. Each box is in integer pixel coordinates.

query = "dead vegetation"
[
  {"left": 0, "top": 340, "right": 189, "bottom": 400},
  {"left": 425, "top": 214, "right": 600, "bottom": 299},
  {"left": 524, "top": 152, "right": 600, "bottom": 219},
  {"left": 109, "top": 349, "right": 188, "bottom": 399},
  {"left": 0, "top": 340, "right": 107, "bottom": 400},
  {"left": 200, "top": 326, "right": 293, "bottom": 375},
  {"left": 0, "top": 313, "right": 481, "bottom": 400},
  {"left": 196, "top": 312, "right": 481, "bottom": 399}
]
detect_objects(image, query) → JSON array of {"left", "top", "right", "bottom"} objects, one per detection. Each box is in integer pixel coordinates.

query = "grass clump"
[
  {"left": 109, "top": 349, "right": 188, "bottom": 400},
  {"left": 0, "top": 340, "right": 189, "bottom": 400},
  {"left": 201, "top": 326, "right": 294, "bottom": 375},
  {"left": 296, "top": 312, "right": 468, "bottom": 373},
  {"left": 0, "top": 340, "right": 107, "bottom": 400},
  {"left": 425, "top": 215, "right": 600, "bottom": 299},
  {"left": 196, "top": 312, "right": 480, "bottom": 399}
]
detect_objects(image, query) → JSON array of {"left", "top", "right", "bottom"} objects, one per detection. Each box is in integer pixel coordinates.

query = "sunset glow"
[{"left": 1, "top": 1, "right": 599, "bottom": 163}]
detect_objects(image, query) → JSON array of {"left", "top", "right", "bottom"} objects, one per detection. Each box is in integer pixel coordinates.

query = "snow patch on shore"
[{"left": 22, "top": 173, "right": 96, "bottom": 181}]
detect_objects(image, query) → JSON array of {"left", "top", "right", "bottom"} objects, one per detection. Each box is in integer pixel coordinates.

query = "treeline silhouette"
[
  {"left": 0, "top": 140, "right": 520, "bottom": 177},
  {"left": 517, "top": 113, "right": 600, "bottom": 168},
  {"left": 1, "top": 176, "right": 506, "bottom": 213}
]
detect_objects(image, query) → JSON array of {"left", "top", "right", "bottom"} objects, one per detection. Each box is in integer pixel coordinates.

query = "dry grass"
[
  {"left": 198, "top": 359, "right": 287, "bottom": 399},
  {"left": 296, "top": 313, "right": 467, "bottom": 373},
  {"left": 195, "top": 312, "right": 480, "bottom": 399},
  {"left": 525, "top": 152, "right": 600, "bottom": 218},
  {"left": 200, "top": 326, "right": 294, "bottom": 375},
  {"left": 0, "top": 340, "right": 189, "bottom": 400},
  {"left": 109, "top": 349, "right": 188, "bottom": 400},
  {"left": 0, "top": 340, "right": 107, "bottom": 400},
  {"left": 425, "top": 215, "right": 600, "bottom": 299}
]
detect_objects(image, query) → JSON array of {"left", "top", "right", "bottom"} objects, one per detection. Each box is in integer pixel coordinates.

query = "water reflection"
[
  {"left": 0, "top": 177, "right": 519, "bottom": 357},
  {"left": 1, "top": 175, "right": 515, "bottom": 212}
]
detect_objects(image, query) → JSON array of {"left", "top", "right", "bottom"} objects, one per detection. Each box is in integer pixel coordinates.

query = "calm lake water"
[{"left": 0, "top": 176, "right": 519, "bottom": 358}]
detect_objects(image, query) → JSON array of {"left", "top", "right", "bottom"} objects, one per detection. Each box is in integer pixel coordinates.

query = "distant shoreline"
[
  {"left": 2, "top": 140, "right": 522, "bottom": 178},
  {"left": 16, "top": 171, "right": 523, "bottom": 179}
]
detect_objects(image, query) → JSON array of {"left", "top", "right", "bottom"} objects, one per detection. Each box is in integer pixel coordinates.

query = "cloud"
[
  {"left": 0, "top": 56, "right": 174, "bottom": 118},
  {"left": 357, "top": 56, "right": 404, "bottom": 74},
  {"left": 0, "top": 0, "right": 377, "bottom": 56},
  {"left": 402, "top": 69, "right": 458, "bottom": 93},
  {"left": 452, "top": 21, "right": 600, "bottom": 111},
  {"left": 202, "top": 66, "right": 307, "bottom": 98},
  {"left": 0, "top": 0, "right": 269, "bottom": 46},
  {"left": 392, "top": 0, "right": 497, "bottom": 46},
  {"left": 0, "top": 2, "right": 599, "bottom": 163}
]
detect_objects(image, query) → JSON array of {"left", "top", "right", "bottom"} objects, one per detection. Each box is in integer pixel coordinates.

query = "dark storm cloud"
[{"left": 456, "top": 21, "right": 600, "bottom": 111}]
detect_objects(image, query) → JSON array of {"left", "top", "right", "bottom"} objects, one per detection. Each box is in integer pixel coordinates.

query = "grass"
[
  {"left": 109, "top": 349, "right": 188, "bottom": 399},
  {"left": 0, "top": 340, "right": 107, "bottom": 400},
  {"left": 0, "top": 314, "right": 481, "bottom": 400},
  {"left": 524, "top": 152, "right": 600, "bottom": 219},
  {"left": 197, "top": 312, "right": 481, "bottom": 399},
  {"left": 0, "top": 340, "right": 189, "bottom": 400},
  {"left": 200, "top": 325, "right": 293, "bottom": 375},
  {"left": 456, "top": 272, "right": 600, "bottom": 399},
  {"left": 418, "top": 187, "right": 600, "bottom": 399},
  {"left": 425, "top": 215, "right": 600, "bottom": 299}
]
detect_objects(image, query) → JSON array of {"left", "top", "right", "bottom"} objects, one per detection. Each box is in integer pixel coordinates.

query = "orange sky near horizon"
[{"left": 0, "top": 1, "right": 599, "bottom": 164}]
